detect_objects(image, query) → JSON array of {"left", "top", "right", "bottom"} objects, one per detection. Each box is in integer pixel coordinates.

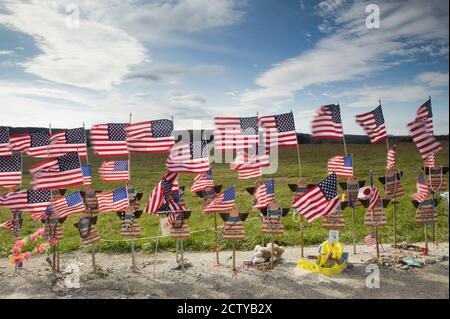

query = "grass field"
[{"left": 1, "top": 142, "right": 448, "bottom": 257}]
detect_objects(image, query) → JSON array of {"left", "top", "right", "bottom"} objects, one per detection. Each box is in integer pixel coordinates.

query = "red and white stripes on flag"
[
  {"left": 424, "top": 154, "right": 436, "bottom": 168},
  {"left": 144, "top": 172, "right": 178, "bottom": 214},
  {"left": 51, "top": 191, "right": 86, "bottom": 218},
  {"left": 0, "top": 189, "right": 52, "bottom": 213},
  {"left": 230, "top": 150, "right": 270, "bottom": 180},
  {"left": 411, "top": 173, "right": 429, "bottom": 203},
  {"left": 96, "top": 187, "right": 129, "bottom": 213},
  {"left": 166, "top": 140, "right": 210, "bottom": 174},
  {"left": 49, "top": 128, "right": 87, "bottom": 157},
  {"left": 0, "top": 127, "right": 12, "bottom": 156},
  {"left": 0, "top": 155, "right": 22, "bottom": 189},
  {"left": 191, "top": 169, "right": 214, "bottom": 193},
  {"left": 327, "top": 155, "right": 353, "bottom": 178},
  {"left": 29, "top": 152, "right": 84, "bottom": 190},
  {"left": 214, "top": 116, "right": 259, "bottom": 150},
  {"left": 311, "top": 104, "right": 344, "bottom": 140},
  {"left": 258, "top": 112, "right": 298, "bottom": 148},
  {"left": 407, "top": 118, "right": 442, "bottom": 159},
  {"left": 355, "top": 105, "right": 388, "bottom": 144},
  {"left": 364, "top": 233, "right": 377, "bottom": 246},
  {"left": 253, "top": 179, "right": 275, "bottom": 209},
  {"left": 203, "top": 187, "right": 236, "bottom": 213},
  {"left": 292, "top": 173, "right": 340, "bottom": 224},
  {"left": 90, "top": 123, "right": 129, "bottom": 157},
  {"left": 99, "top": 160, "right": 129, "bottom": 182},
  {"left": 0, "top": 218, "right": 13, "bottom": 231},
  {"left": 10, "top": 132, "right": 52, "bottom": 158},
  {"left": 387, "top": 148, "right": 396, "bottom": 170},
  {"left": 416, "top": 99, "right": 433, "bottom": 135},
  {"left": 126, "top": 120, "right": 175, "bottom": 153}
]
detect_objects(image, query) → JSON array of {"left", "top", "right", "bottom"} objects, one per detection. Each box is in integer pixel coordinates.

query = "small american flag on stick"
[
  {"left": 81, "top": 164, "right": 92, "bottom": 186},
  {"left": 424, "top": 154, "right": 436, "bottom": 168},
  {"left": 365, "top": 233, "right": 377, "bottom": 246},
  {"left": 0, "top": 218, "right": 14, "bottom": 231},
  {"left": 416, "top": 99, "right": 433, "bottom": 135},
  {"left": 29, "top": 152, "right": 84, "bottom": 190},
  {"left": 203, "top": 187, "right": 236, "bottom": 213},
  {"left": 166, "top": 140, "right": 210, "bottom": 174},
  {"left": 311, "top": 104, "right": 344, "bottom": 140},
  {"left": 51, "top": 191, "right": 86, "bottom": 218},
  {"left": 99, "top": 160, "right": 129, "bottom": 182},
  {"left": 0, "top": 155, "right": 22, "bottom": 189},
  {"left": 191, "top": 168, "right": 214, "bottom": 193},
  {"left": 386, "top": 148, "right": 396, "bottom": 170},
  {"left": 327, "top": 155, "right": 353, "bottom": 178},
  {"left": 258, "top": 112, "right": 298, "bottom": 148},
  {"left": 144, "top": 172, "right": 178, "bottom": 214},
  {"left": 49, "top": 127, "right": 87, "bottom": 157},
  {"left": 292, "top": 172, "right": 340, "bottom": 223},
  {"left": 355, "top": 105, "right": 388, "bottom": 144},
  {"left": 96, "top": 187, "right": 129, "bottom": 213},
  {"left": 90, "top": 123, "right": 129, "bottom": 157},
  {"left": 0, "top": 189, "right": 51, "bottom": 213},
  {"left": 10, "top": 131, "right": 51, "bottom": 158},
  {"left": 126, "top": 120, "right": 175, "bottom": 153},
  {"left": 407, "top": 118, "right": 442, "bottom": 159},
  {"left": 230, "top": 150, "right": 270, "bottom": 180},
  {"left": 253, "top": 179, "right": 275, "bottom": 209},
  {"left": 214, "top": 116, "right": 259, "bottom": 150},
  {"left": 411, "top": 173, "right": 429, "bottom": 203},
  {"left": 0, "top": 127, "right": 12, "bottom": 156}
]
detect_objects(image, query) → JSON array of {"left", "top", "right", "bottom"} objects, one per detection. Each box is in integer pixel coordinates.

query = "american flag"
[
  {"left": 416, "top": 99, "right": 433, "bottom": 135},
  {"left": 90, "top": 123, "right": 129, "bottom": 157},
  {"left": 0, "top": 218, "right": 14, "bottom": 231},
  {"left": 99, "top": 160, "right": 129, "bottom": 182},
  {"left": 369, "top": 173, "right": 381, "bottom": 210},
  {"left": 355, "top": 105, "right": 387, "bottom": 144},
  {"left": 311, "top": 104, "right": 344, "bottom": 140},
  {"left": 49, "top": 128, "right": 87, "bottom": 157},
  {"left": 29, "top": 152, "right": 84, "bottom": 190},
  {"left": 411, "top": 173, "right": 429, "bottom": 203},
  {"left": 214, "top": 116, "right": 259, "bottom": 150},
  {"left": 51, "top": 191, "right": 86, "bottom": 218},
  {"left": 204, "top": 187, "right": 236, "bottom": 213},
  {"left": 166, "top": 140, "right": 210, "bottom": 173},
  {"left": 96, "top": 187, "right": 129, "bottom": 212},
  {"left": 0, "top": 155, "right": 22, "bottom": 189},
  {"left": 292, "top": 172, "right": 340, "bottom": 224},
  {"left": 230, "top": 150, "right": 270, "bottom": 179},
  {"left": 0, "top": 127, "right": 12, "bottom": 156},
  {"left": 191, "top": 168, "right": 214, "bottom": 193},
  {"left": 144, "top": 172, "right": 178, "bottom": 213},
  {"left": 327, "top": 155, "right": 353, "bottom": 178},
  {"left": 387, "top": 148, "right": 396, "bottom": 170},
  {"left": 424, "top": 154, "right": 436, "bottom": 168},
  {"left": 258, "top": 112, "right": 298, "bottom": 148},
  {"left": 253, "top": 179, "right": 275, "bottom": 208},
  {"left": 364, "top": 233, "right": 377, "bottom": 246},
  {"left": 126, "top": 120, "right": 175, "bottom": 153},
  {"left": 82, "top": 164, "right": 92, "bottom": 186},
  {"left": 0, "top": 189, "right": 51, "bottom": 213},
  {"left": 10, "top": 131, "right": 52, "bottom": 157},
  {"left": 407, "top": 118, "right": 442, "bottom": 159}
]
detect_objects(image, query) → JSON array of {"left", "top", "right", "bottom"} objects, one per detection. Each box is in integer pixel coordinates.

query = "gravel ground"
[{"left": 0, "top": 242, "right": 448, "bottom": 299}]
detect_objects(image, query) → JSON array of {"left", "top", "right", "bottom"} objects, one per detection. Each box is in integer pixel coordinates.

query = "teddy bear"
[{"left": 252, "top": 243, "right": 285, "bottom": 264}]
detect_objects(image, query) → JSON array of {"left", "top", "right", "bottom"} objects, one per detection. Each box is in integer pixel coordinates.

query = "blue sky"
[{"left": 0, "top": 0, "right": 448, "bottom": 135}]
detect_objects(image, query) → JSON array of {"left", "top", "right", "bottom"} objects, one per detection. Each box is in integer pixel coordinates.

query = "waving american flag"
[
  {"left": 0, "top": 189, "right": 51, "bottom": 213},
  {"left": 253, "top": 179, "right": 275, "bottom": 209},
  {"left": 99, "top": 160, "right": 129, "bottom": 182},
  {"left": 51, "top": 191, "right": 86, "bottom": 218},
  {"left": 126, "top": 120, "right": 175, "bottom": 153},
  {"left": 258, "top": 112, "right": 298, "bottom": 148},
  {"left": 144, "top": 172, "right": 178, "bottom": 214},
  {"left": 214, "top": 116, "right": 259, "bottom": 150},
  {"left": 49, "top": 127, "right": 87, "bottom": 157},
  {"left": 415, "top": 99, "right": 433, "bottom": 135},
  {"left": 29, "top": 152, "right": 84, "bottom": 190},
  {"left": 327, "top": 155, "right": 353, "bottom": 178},
  {"left": 10, "top": 131, "right": 51, "bottom": 158},
  {"left": 0, "top": 155, "right": 22, "bottom": 189},
  {"left": 386, "top": 148, "right": 396, "bottom": 170},
  {"left": 230, "top": 149, "right": 270, "bottom": 180},
  {"left": 203, "top": 187, "right": 236, "bottom": 213},
  {"left": 411, "top": 173, "right": 429, "bottom": 203},
  {"left": 90, "top": 123, "right": 129, "bottom": 157},
  {"left": 191, "top": 168, "right": 214, "bottom": 193},
  {"left": 355, "top": 105, "right": 387, "bottom": 144},
  {"left": 96, "top": 187, "right": 129, "bottom": 213},
  {"left": 407, "top": 118, "right": 442, "bottom": 159},
  {"left": 311, "top": 104, "right": 344, "bottom": 140},
  {"left": 292, "top": 172, "right": 340, "bottom": 224},
  {"left": 0, "top": 127, "right": 12, "bottom": 156},
  {"left": 166, "top": 140, "right": 210, "bottom": 174}
]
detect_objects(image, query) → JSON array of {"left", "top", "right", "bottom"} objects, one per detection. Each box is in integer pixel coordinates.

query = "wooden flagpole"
[
  {"left": 127, "top": 113, "right": 138, "bottom": 272},
  {"left": 83, "top": 122, "right": 97, "bottom": 273},
  {"left": 47, "top": 123, "right": 59, "bottom": 273}
]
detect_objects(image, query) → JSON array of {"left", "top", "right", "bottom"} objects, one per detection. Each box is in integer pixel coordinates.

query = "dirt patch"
[{"left": 0, "top": 243, "right": 448, "bottom": 299}]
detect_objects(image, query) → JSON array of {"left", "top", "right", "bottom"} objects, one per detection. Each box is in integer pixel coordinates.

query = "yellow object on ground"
[
  {"left": 297, "top": 239, "right": 348, "bottom": 275},
  {"left": 297, "top": 259, "right": 347, "bottom": 276}
]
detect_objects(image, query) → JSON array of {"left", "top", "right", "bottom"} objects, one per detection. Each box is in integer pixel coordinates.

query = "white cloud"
[
  {"left": 241, "top": 0, "right": 449, "bottom": 108},
  {"left": 168, "top": 91, "right": 206, "bottom": 107},
  {"left": 0, "top": 50, "right": 14, "bottom": 55},
  {"left": 416, "top": 72, "right": 449, "bottom": 88}
]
